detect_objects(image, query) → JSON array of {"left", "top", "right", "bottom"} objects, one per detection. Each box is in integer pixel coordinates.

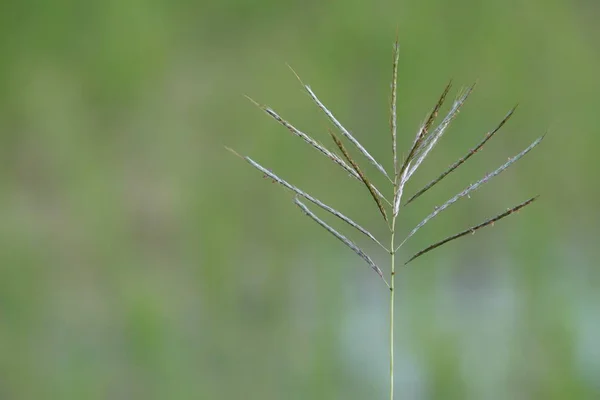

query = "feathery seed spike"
[
  {"left": 240, "top": 155, "right": 389, "bottom": 251},
  {"left": 405, "top": 105, "right": 517, "bottom": 205},
  {"left": 398, "top": 134, "right": 544, "bottom": 250},
  {"left": 329, "top": 129, "right": 389, "bottom": 223},
  {"left": 287, "top": 65, "right": 385, "bottom": 176},
  {"left": 294, "top": 198, "right": 389, "bottom": 287},
  {"left": 390, "top": 39, "right": 400, "bottom": 176},
  {"left": 245, "top": 95, "right": 390, "bottom": 204},
  {"left": 393, "top": 82, "right": 452, "bottom": 215},
  {"left": 294, "top": 76, "right": 389, "bottom": 179},
  {"left": 397, "top": 81, "right": 452, "bottom": 182},
  {"left": 405, "top": 196, "right": 539, "bottom": 264},
  {"left": 406, "top": 83, "right": 475, "bottom": 181}
]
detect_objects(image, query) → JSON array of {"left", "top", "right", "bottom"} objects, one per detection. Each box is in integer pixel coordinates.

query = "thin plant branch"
[
  {"left": 288, "top": 65, "right": 391, "bottom": 180},
  {"left": 294, "top": 198, "right": 389, "bottom": 287},
  {"left": 398, "top": 134, "right": 544, "bottom": 250},
  {"left": 394, "top": 81, "right": 452, "bottom": 216},
  {"left": 226, "top": 148, "right": 389, "bottom": 252},
  {"left": 245, "top": 95, "right": 390, "bottom": 205},
  {"left": 397, "top": 81, "right": 452, "bottom": 184},
  {"left": 405, "top": 195, "right": 538, "bottom": 264},
  {"left": 329, "top": 129, "right": 389, "bottom": 224},
  {"left": 390, "top": 38, "right": 400, "bottom": 176},
  {"left": 406, "top": 84, "right": 475, "bottom": 181},
  {"left": 405, "top": 106, "right": 517, "bottom": 205}
]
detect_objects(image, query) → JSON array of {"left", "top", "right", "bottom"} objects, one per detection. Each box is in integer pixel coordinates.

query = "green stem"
[{"left": 389, "top": 218, "right": 396, "bottom": 400}]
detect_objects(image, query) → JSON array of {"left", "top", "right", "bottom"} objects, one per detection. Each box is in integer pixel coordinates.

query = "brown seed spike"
[
  {"left": 405, "top": 196, "right": 539, "bottom": 264},
  {"left": 405, "top": 106, "right": 518, "bottom": 205},
  {"left": 422, "top": 80, "right": 453, "bottom": 139},
  {"left": 329, "top": 129, "right": 389, "bottom": 223},
  {"left": 397, "top": 81, "right": 452, "bottom": 185},
  {"left": 398, "top": 135, "right": 544, "bottom": 249},
  {"left": 245, "top": 93, "right": 391, "bottom": 205},
  {"left": 406, "top": 83, "right": 475, "bottom": 182}
]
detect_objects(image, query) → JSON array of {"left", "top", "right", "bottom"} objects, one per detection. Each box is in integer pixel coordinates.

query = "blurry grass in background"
[{"left": 0, "top": 0, "right": 598, "bottom": 399}]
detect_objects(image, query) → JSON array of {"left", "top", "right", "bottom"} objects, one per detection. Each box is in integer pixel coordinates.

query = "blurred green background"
[{"left": 0, "top": 0, "right": 598, "bottom": 399}]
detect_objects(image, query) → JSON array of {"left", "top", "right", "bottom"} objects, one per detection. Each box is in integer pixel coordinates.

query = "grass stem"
[{"left": 390, "top": 218, "right": 396, "bottom": 400}]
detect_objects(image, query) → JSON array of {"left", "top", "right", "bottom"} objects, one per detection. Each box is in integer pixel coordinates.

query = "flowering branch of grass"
[
  {"left": 294, "top": 198, "right": 389, "bottom": 287},
  {"left": 397, "top": 134, "right": 544, "bottom": 250},
  {"left": 288, "top": 65, "right": 391, "bottom": 181},
  {"left": 405, "top": 106, "right": 517, "bottom": 205},
  {"left": 244, "top": 95, "right": 390, "bottom": 205},
  {"left": 226, "top": 147, "right": 389, "bottom": 252},
  {"left": 393, "top": 81, "right": 452, "bottom": 216},
  {"left": 405, "top": 84, "right": 475, "bottom": 181},
  {"left": 329, "top": 129, "right": 389, "bottom": 224},
  {"left": 397, "top": 81, "right": 452, "bottom": 182},
  {"left": 390, "top": 38, "right": 400, "bottom": 176},
  {"left": 405, "top": 195, "right": 539, "bottom": 264}
]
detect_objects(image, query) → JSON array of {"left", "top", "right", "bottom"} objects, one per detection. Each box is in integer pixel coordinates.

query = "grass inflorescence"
[{"left": 228, "top": 37, "right": 543, "bottom": 399}]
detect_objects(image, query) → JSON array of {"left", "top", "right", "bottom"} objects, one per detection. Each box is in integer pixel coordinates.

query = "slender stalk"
[{"left": 389, "top": 217, "right": 396, "bottom": 400}]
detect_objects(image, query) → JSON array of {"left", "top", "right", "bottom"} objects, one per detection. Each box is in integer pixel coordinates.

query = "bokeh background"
[{"left": 1, "top": 0, "right": 599, "bottom": 399}]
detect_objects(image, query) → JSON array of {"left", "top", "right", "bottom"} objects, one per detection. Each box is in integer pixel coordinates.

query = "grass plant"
[{"left": 228, "top": 37, "right": 542, "bottom": 399}]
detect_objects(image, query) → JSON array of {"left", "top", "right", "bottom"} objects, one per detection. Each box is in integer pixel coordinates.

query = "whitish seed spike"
[
  {"left": 287, "top": 65, "right": 390, "bottom": 179},
  {"left": 397, "top": 81, "right": 452, "bottom": 185},
  {"left": 239, "top": 155, "right": 389, "bottom": 252},
  {"left": 407, "top": 83, "right": 475, "bottom": 181},
  {"left": 306, "top": 85, "right": 390, "bottom": 179},
  {"left": 245, "top": 95, "right": 391, "bottom": 205},
  {"left": 294, "top": 198, "right": 389, "bottom": 287},
  {"left": 405, "top": 105, "right": 517, "bottom": 205},
  {"left": 398, "top": 135, "right": 544, "bottom": 250}
]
